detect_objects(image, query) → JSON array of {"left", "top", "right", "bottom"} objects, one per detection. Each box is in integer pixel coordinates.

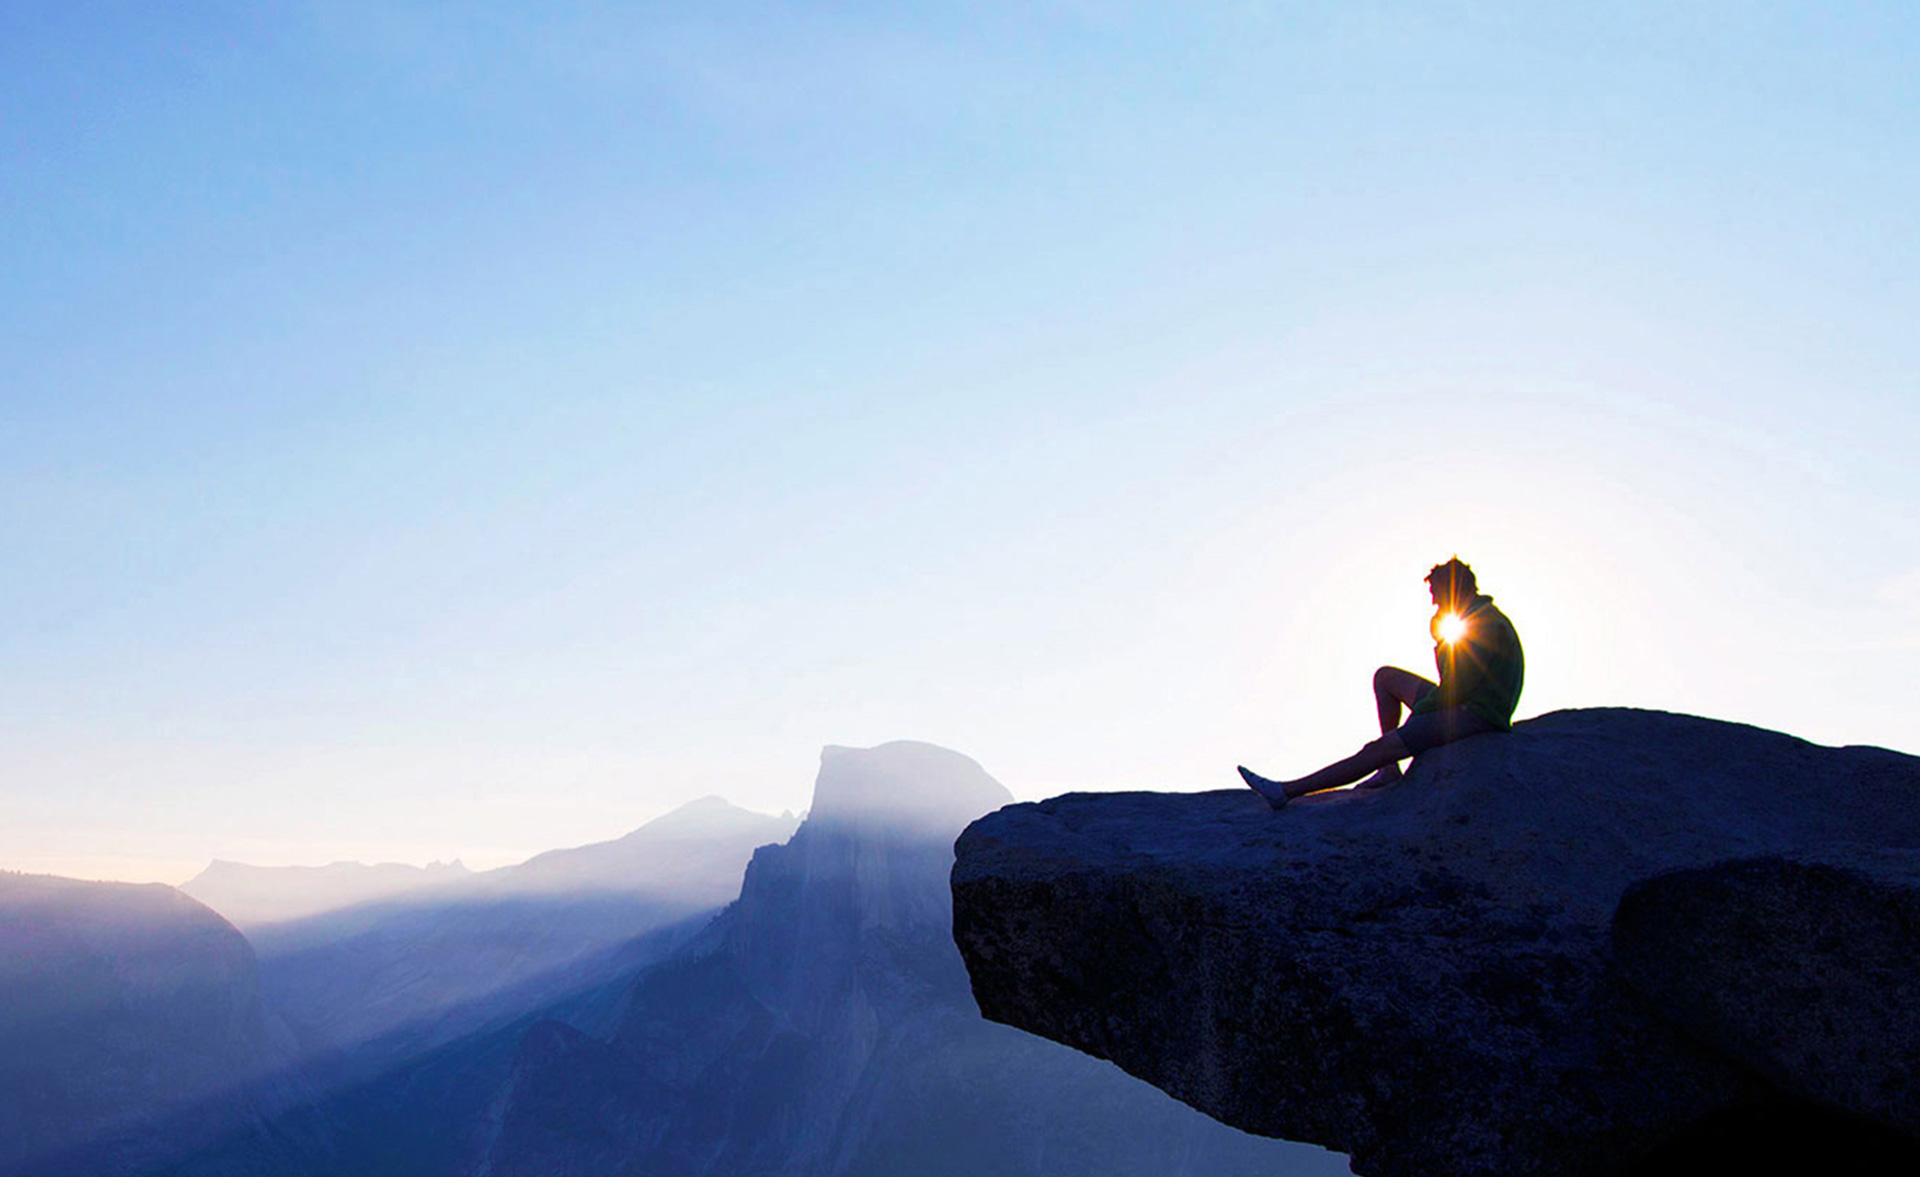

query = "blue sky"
[{"left": 5, "top": 2, "right": 1918, "bottom": 881}]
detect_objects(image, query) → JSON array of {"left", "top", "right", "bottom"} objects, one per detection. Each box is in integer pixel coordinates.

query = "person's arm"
[
  {"left": 1429, "top": 610, "right": 1447, "bottom": 679},
  {"left": 1409, "top": 610, "right": 1453, "bottom": 716}
]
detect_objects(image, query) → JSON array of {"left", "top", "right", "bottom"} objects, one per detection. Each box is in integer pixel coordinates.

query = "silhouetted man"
[{"left": 1238, "top": 557, "right": 1524, "bottom": 809}]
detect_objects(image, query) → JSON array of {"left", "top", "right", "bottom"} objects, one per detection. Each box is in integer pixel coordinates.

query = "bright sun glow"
[{"left": 1437, "top": 613, "right": 1468, "bottom": 644}]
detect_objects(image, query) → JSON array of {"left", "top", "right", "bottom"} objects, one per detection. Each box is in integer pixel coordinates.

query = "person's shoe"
[{"left": 1237, "top": 766, "right": 1289, "bottom": 810}]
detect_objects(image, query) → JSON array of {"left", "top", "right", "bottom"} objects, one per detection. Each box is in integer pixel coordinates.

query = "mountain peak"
[
  {"left": 618, "top": 794, "right": 755, "bottom": 839},
  {"left": 806, "top": 740, "right": 1013, "bottom": 834}
]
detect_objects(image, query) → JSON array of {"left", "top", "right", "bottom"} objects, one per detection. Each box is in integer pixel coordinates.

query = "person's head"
[{"left": 1426, "top": 557, "right": 1477, "bottom": 608}]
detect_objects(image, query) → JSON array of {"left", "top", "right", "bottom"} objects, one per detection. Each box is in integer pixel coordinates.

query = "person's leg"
[
  {"left": 1283, "top": 731, "right": 1412, "bottom": 798},
  {"left": 1239, "top": 731, "right": 1413, "bottom": 810},
  {"left": 1374, "top": 666, "right": 1434, "bottom": 734},
  {"left": 1361, "top": 667, "right": 1435, "bottom": 789},
  {"left": 1236, "top": 668, "right": 1435, "bottom": 809}
]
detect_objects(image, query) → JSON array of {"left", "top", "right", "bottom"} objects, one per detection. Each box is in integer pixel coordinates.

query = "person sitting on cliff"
[{"left": 1238, "top": 556, "right": 1525, "bottom": 810}]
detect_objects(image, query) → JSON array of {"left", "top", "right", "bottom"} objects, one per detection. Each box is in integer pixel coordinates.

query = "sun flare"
[{"left": 1437, "top": 613, "right": 1468, "bottom": 644}]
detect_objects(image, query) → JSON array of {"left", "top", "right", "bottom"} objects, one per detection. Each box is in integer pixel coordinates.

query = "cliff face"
[{"left": 950, "top": 709, "right": 1920, "bottom": 1177}]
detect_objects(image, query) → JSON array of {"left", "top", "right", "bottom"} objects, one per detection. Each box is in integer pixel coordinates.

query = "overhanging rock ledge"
[{"left": 950, "top": 708, "right": 1920, "bottom": 1176}]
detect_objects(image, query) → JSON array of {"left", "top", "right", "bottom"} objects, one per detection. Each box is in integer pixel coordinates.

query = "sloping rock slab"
[{"left": 951, "top": 709, "right": 1920, "bottom": 1177}]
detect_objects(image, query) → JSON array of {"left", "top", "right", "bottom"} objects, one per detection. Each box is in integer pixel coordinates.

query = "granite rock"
[{"left": 951, "top": 709, "right": 1920, "bottom": 1176}]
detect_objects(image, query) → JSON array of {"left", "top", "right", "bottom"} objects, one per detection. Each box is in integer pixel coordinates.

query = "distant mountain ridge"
[
  {"left": 231, "top": 797, "right": 801, "bottom": 1068},
  {"left": 5, "top": 797, "right": 803, "bottom": 1175},
  {"left": 184, "top": 859, "right": 472, "bottom": 929},
  {"left": 182, "top": 795, "right": 798, "bottom": 929},
  {"left": 504, "top": 794, "right": 800, "bottom": 898}
]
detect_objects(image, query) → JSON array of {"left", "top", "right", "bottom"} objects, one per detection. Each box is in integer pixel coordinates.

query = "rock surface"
[
  {"left": 1613, "top": 852, "right": 1920, "bottom": 1135},
  {"left": 951, "top": 708, "right": 1920, "bottom": 1176}
]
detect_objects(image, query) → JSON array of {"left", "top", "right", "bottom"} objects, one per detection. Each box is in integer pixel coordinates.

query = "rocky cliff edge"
[{"left": 950, "top": 708, "right": 1920, "bottom": 1176}]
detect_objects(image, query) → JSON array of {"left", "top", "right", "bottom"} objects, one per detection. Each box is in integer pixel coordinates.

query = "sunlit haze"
[{"left": 5, "top": 3, "right": 1916, "bottom": 883}]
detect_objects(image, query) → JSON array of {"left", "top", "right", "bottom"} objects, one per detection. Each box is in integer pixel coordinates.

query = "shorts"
[{"left": 1396, "top": 705, "right": 1501, "bottom": 755}]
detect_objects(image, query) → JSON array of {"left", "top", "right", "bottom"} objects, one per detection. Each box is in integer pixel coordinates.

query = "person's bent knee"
[
  {"left": 1375, "top": 665, "right": 1427, "bottom": 689},
  {"left": 1375, "top": 666, "right": 1435, "bottom": 707}
]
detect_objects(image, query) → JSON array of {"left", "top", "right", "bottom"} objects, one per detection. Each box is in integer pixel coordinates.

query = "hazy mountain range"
[
  {"left": 181, "top": 858, "right": 475, "bottom": 930},
  {"left": 3, "top": 797, "right": 796, "bottom": 1175},
  {"left": 183, "top": 796, "right": 801, "bottom": 930},
  {"left": 194, "top": 797, "right": 801, "bottom": 1076},
  {"left": 462, "top": 742, "right": 1345, "bottom": 1176},
  {"left": 5, "top": 744, "right": 1344, "bottom": 1177}
]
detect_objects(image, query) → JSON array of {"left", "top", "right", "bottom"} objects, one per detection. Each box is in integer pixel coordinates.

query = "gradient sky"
[{"left": 5, "top": 2, "right": 1917, "bottom": 883}]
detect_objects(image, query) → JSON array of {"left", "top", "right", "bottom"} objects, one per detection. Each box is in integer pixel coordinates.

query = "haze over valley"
[{"left": 2, "top": 742, "right": 1348, "bottom": 1177}]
